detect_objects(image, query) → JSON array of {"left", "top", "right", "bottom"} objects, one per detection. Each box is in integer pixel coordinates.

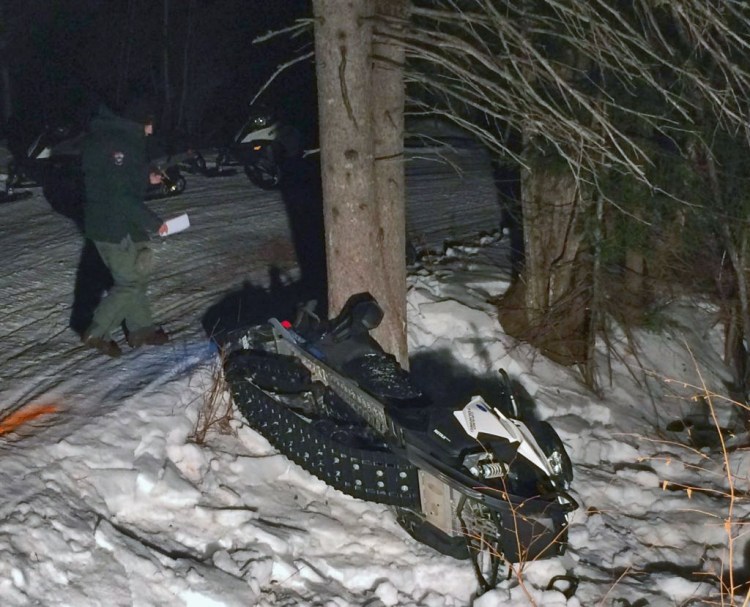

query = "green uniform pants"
[{"left": 87, "top": 236, "right": 156, "bottom": 340}]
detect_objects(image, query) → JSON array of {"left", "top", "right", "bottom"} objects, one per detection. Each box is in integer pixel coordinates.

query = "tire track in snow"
[{"left": 0, "top": 152, "right": 500, "bottom": 447}]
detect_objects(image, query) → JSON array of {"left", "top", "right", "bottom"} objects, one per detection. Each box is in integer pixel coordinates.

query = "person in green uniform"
[{"left": 80, "top": 100, "right": 169, "bottom": 357}]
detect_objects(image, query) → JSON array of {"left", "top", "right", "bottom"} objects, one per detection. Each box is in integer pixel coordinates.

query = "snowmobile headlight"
[
  {"left": 253, "top": 116, "right": 268, "bottom": 127},
  {"left": 547, "top": 450, "right": 567, "bottom": 485}
]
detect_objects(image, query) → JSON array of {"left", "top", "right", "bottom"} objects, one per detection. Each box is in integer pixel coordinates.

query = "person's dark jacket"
[{"left": 81, "top": 106, "right": 162, "bottom": 243}]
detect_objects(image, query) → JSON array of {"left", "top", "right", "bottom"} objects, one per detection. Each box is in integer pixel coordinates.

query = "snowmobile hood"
[{"left": 454, "top": 396, "right": 555, "bottom": 477}]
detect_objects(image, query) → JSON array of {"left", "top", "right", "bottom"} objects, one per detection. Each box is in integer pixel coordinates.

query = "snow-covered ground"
[{"left": 0, "top": 148, "right": 747, "bottom": 607}]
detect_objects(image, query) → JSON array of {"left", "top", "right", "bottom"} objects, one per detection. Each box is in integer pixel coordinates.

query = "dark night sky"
[{"left": 1, "top": 0, "right": 314, "bottom": 143}]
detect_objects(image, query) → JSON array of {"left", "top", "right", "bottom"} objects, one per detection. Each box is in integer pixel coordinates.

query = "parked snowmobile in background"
[
  {"left": 221, "top": 293, "right": 578, "bottom": 592},
  {"left": 146, "top": 131, "right": 208, "bottom": 198},
  {"left": 5, "top": 124, "right": 82, "bottom": 193},
  {"left": 4, "top": 122, "right": 191, "bottom": 200},
  {"left": 147, "top": 163, "right": 187, "bottom": 199},
  {"left": 0, "top": 137, "right": 33, "bottom": 202},
  {"left": 148, "top": 131, "right": 207, "bottom": 175},
  {"left": 214, "top": 105, "right": 301, "bottom": 189}
]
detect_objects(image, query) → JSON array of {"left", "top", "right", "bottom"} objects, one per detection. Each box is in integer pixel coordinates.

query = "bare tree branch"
[{"left": 383, "top": 0, "right": 750, "bottom": 194}]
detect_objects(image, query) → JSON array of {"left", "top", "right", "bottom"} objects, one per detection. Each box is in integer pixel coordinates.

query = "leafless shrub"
[{"left": 190, "top": 349, "right": 235, "bottom": 445}]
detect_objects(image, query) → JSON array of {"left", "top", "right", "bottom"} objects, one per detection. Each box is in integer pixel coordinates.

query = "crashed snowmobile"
[{"left": 221, "top": 293, "right": 577, "bottom": 590}]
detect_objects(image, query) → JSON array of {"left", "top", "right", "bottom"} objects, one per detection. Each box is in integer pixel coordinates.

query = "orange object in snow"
[{"left": 0, "top": 403, "right": 59, "bottom": 436}]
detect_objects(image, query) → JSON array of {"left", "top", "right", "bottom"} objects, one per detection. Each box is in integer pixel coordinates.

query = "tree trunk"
[
  {"left": 161, "top": 0, "right": 172, "bottom": 126},
  {"left": 116, "top": 0, "right": 136, "bottom": 106},
  {"left": 521, "top": 165, "right": 584, "bottom": 317},
  {"left": 0, "top": 0, "right": 11, "bottom": 122},
  {"left": 624, "top": 249, "right": 646, "bottom": 304},
  {"left": 371, "top": 0, "right": 408, "bottom": 365},
  {"left": 177, "top": 0, "right": 196, "bottom": 131},
  {"left": 0, "top": 64, "right": 10, "bottom": 123},
  {"left": 705, "top": 150, "right": 750, "bottom": 395},
  {"left": 313, "top": 0, "right": 406, "bottom": 363},
  {"left": 517, "top": 145, "right": 591, "bottom": 365}
]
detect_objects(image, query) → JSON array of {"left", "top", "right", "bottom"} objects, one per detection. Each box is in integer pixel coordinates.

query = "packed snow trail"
[{"left": 0, "top": 146, "right": 499, "bottom": 426}]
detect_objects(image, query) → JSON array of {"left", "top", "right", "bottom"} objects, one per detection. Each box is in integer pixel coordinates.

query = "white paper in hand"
[{"left": 162, "top": 213, "right": 190, "bottom": 236}]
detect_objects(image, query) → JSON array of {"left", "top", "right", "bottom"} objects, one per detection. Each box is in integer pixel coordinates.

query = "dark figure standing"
[{"left": 80, "top": 102, "right": 169, "bottom": 357}]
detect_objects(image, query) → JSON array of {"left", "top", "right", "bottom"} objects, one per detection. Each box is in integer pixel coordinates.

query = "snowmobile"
[
  {"left": 6, "top": 124, "right": 189, "bottom": 200},
  {"left": 147, "top": 131, "right": 207, "bottom": 177},
  {"left": 214, "top": 105, "right": 301, "bottom": 190},
  {"left": 1, "top": 137, "right": 32, "bottom": 203},
  {"left": 147, "top": 164, "right": 187, "bottom": 199},
  {"left": 221, "top": 293, "right": 578, "bottom": 591},
  {"left": 4, "top": 124, "right": 82, "bottom": 193}
]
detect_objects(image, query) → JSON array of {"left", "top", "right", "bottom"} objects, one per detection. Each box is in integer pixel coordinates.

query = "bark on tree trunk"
[
  {"left": 161, "top": 0, "right": 172, "bottom": 126},
  {"left": 371, "top": 0, "right": 408, "bottom": 365},
  {"left": 314, "top": 0, "right": 410, "bottom": 367},
  {"left": 116, "top": 0, "right": 136, "bottom": 106},
  {"left": 624, "top": 249, "right": 646, "bottom": 304},
  {"left": 0, "top": 1, "right": 11, "bottom": 122},
  {"left": 177, "top": 0, "right": 196, "bottom": 131},
  {"left": 521, "top": 162, "right": 584, "bottom": 321},
  {"left": 314, "top": 0, "right": 376, "bottom": 314},
  {"left": 704, "top": 150, "right": 750, "bottom": 395},
  {"left": 0, "top": 65, "right": 10, "bottom": 122},
  {"left": 516, "top": 143, "right": 591, "bottom": 365}
]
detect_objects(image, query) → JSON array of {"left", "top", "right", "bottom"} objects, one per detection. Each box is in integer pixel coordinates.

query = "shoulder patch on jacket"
[{"left": 112, "top": 151, "right": 125, "bottom": 166}]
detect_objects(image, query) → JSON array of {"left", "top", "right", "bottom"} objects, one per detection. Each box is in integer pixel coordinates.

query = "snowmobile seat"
[{"left": 326, "top": 292, "right": 384, "bottom": 343}]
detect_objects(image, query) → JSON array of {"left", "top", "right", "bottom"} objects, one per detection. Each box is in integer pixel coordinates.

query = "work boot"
[
  {"left": 127, "top": 327, "right": 170, "bottom": 348},
  {"left": 82, "top": 332, "right": 122, "bottom": 358}
]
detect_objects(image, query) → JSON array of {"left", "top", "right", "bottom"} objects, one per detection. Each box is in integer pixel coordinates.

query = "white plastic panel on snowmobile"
[
  {"left": 454, "top": 396, "right": 554, "bottom": 478},
  {"left": 238, "top": 124, "right": 278, "bottom": 144}
]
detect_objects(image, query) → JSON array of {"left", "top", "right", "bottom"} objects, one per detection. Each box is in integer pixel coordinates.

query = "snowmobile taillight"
[{"left": 281, "top": 320, "right": 292, "bottom": 329}]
